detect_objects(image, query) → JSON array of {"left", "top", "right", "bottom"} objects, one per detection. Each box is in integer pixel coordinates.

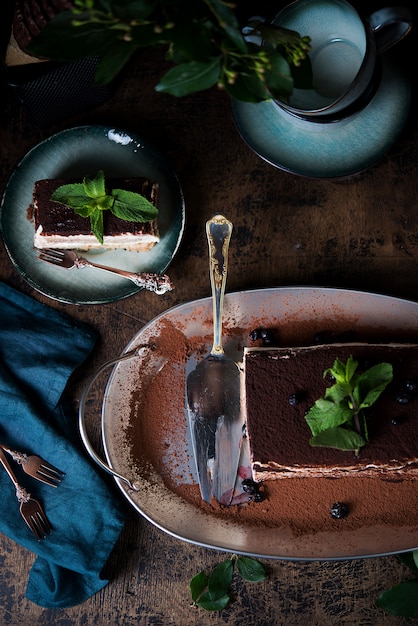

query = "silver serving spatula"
[{"left": 186, "top": 215, "right": 242, "bottom": 505}]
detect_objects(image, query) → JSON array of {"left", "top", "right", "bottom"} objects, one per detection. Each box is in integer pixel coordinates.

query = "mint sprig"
[
  {"left": 190, "top": 555, "right": 266, "bottom": 611},
  {"left": 50, "top": 170, "right": 158, "bottom": 244},
  {"left": 305, "top": 356, "right": 393, "bottom": 454}
]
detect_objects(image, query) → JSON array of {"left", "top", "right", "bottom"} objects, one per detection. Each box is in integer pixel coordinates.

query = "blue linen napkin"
[{"left": 0, "top": 281, "right": 126, "bottom": 608}]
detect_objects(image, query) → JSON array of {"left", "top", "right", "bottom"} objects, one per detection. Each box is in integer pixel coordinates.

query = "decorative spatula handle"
[{"left": 206, "top": 214, "right": 233, "bottom": 356}]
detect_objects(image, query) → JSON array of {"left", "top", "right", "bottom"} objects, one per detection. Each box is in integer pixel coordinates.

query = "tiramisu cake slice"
[
  {"left": 243, "top": 343, "right": 418, "bottom": 481},
  {"left": 33, "top": 177, "right": 160, "bottom": 251}
]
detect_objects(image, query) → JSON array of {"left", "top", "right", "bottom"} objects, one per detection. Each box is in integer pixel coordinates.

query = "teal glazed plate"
[
  {"left": 0, "top": 126, "right": 185, "bottom": 304},
  {"left": 231, "top": 55, "right": 410, "bottom": 178}
]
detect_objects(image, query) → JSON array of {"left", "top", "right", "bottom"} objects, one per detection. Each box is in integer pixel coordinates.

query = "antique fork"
[
  {"left": 0, "top": 447, "right": 51, "bottom": 539},
  {"left": 38, "top": 248, "right": 174, "bottom": 295},
  {"left": 0, "top": 443, "right": 64, "bottom": 487}
]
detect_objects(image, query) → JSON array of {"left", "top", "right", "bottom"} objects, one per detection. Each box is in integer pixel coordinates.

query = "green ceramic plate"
[
  {"left": 0, "top": 126, "right": 185, "bottom": 304},
  {"left": 232, "top": 55, "right": 410, "bottom": 179}
]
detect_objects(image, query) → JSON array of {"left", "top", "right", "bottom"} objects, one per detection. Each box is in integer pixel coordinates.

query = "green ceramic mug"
[{"left": 270, "top": 0, "right": 412, "bottom": 119}]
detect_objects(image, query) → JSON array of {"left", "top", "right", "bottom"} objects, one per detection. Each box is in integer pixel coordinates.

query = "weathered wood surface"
[{"left": 1, "top": 1, "right": 417, "bottom": 623}]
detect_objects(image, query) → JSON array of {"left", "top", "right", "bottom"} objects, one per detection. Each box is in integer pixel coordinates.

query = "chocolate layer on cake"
[
  {"left": 33, "top": 177, "right": 160, "bottom": 251},
  {"left": 243, "top": 343, "right": 418, "bottom": 480}
]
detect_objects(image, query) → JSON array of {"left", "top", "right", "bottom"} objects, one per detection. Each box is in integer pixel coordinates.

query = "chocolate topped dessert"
[
  {"left": 33, "top": 177, "right": 160, "bottom": 251},
  {"left": 243, "top": 343, "right": 418, "bottom": 480}
]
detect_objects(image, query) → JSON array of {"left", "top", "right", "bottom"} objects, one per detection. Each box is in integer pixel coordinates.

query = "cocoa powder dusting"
[{"left": 125, "top": 317, "right": 418, "bottom": 541}]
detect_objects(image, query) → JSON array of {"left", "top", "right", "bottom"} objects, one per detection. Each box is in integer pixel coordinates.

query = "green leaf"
[
  {"left": 90, "top": 209, "right": 104, "bottom": 244},
  {"left": 83, "top": 170, "right": 106, "bottom": 198},
  {"left": 29, "top": 12, "right": 118, "bottom": 61},
  {"left": 399, "top": 551, "right": 418, "bottom": 574},
  {"left": 324, "top": 382, "right": 352, "bottom": 404},
  {"left": 192, "top": 560, "right": 233, "bottom": 611},
  {"left": 51, "top": 184, "right": 91, "bottom": 208},
  {"left": 326, "top": 357, "right": 356, "bottom": 384},
  {"left": 95, "top": 41, "right": 137, "bottom": 84},
  {"left": 155, "top": 58, "right": 221, "bottom": 97},
  {"left": 112, "top": 0, "right": 156, "bottom": 20},
  {"left": 111, "top": 189, "right": 158, "bottom": 221},
  {"left": 190, "top": 571, "right": 208, "bottom": 602},
  {"left": 264, "top": 50, "right": 293, "bottom": 101},
  {"left": 291, "top": 55, "right": 313, "bottom": 89},
  {"left": 205, "top": 0, "right": 239, "bottom": 28},
  {"left": 310, "top": 426, "right": 366, "bottom": 451},
  {"left": 305, "top": 401, "right": 354, "bottom": 436},
  {"left": 222, "top": 25, "right": 248, "bottom": 54},
  {"left": 376, "top": 579, "right": 418, "bottom": 617},
  {"left": 345, "top": 356, "right": 359, "bottom": 383},
  {"left": 208, "top": 559, "right": 233, "bottom": 595},
  {"left": 236, "top": 556, "right": 266, "bottom": 582},
  {"left": 196, "top": 591, "right": 230, "bottom": 611},
  {"left": 355, "top": 363, "right": 393, "bottom": 408},
  {"left": 225, "top": 70, "right": 270, "bottom": 102},
  {"left": 305, "top": 356, "right": 393, "bottom": 452}
]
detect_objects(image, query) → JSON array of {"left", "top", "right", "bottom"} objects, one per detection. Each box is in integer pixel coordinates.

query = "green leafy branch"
[
  {"left": 305, "top": 356, "right": 393, "bottom": 454},
  {"left": 190, "top": 554, "right": 266, "bottom": 611},
  {"left": 376, "top": 551, "right": 418, "bottom": 617},
  {"left": 51, "top": 169, "right": 158, "bottom": 244},
  {"left": 27, "top": 0, "right": 312, "bottom": 103}
]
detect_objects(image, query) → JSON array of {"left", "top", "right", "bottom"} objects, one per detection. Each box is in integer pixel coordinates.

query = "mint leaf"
[
  {"left": 305, "top": 402, "right": 354, "bottom": 437},
  {"left": 305, "top": 357, "right": 393, "bottom": 453},
  {"left": 354, "top": 363, "right": 393, "bottom": 408},
  {"left": 83, "top": 169, "right": 106, "bottom": 197},
  {"left": 236, "top": 556, "right": 266, "bottom": 582},
  {"left": 51, "top": 183, "right": 91, "bottom": 208},
  {"left": 111, "top": 189, "right": 158, "bottom": 222},
  {"left": 90, "top": 210, "right": 104, "bottom": 245},
  {"left": 50, "top": 170, "right": 158, "bottom": 244},
  {"left": 310, "top": 426, "right": 366, "bottom": 451}
]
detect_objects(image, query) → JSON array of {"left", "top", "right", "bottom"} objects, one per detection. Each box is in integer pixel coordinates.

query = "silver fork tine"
[
  {"left": 26, "top": 504, "right": 52, "bottom": 539},
  {"left": 36, "top": 462, "right": 65, "bottom": 486},
  {"left": 38, "top": 249, "right": 66, "bottom": 264}
]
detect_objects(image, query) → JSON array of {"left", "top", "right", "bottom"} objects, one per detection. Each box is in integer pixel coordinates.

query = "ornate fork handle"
[
  {"left": 74, "top": 257, "right": 173, "bottom": 294},
  {"left": 1, "top": 446, "right": 27, "bottom": 465},
  {"left": 0, "top": 448, "right": 30, "bottom": 502},
  {"left": 15, "top": 484, "right": 31, "bottom": 503}
]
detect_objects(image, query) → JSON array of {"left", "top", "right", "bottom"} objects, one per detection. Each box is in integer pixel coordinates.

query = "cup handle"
[{"left": 368, "top": 7, "right": 413, "bottom": 54}]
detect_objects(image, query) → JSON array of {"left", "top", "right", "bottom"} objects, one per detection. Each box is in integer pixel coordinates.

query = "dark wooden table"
[{"left": 1, "top": 2, "right": 417, "bottom": 623}]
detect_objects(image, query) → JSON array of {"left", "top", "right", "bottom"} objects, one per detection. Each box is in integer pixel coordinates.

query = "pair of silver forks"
[{"left": 0, "top": 443, "right": 64, "bottom": 540}]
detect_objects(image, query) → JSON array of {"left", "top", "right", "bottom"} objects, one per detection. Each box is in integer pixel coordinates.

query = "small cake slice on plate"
[
  {"left": 33, "top": 174, "right": 159, "bottom": 252},
  {"left": 243, "top": 343, "right": 418, "bottom": 481}
]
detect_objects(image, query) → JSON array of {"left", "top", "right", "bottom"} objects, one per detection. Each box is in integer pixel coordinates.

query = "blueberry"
[
  {"left": 242, "top": 478, "right": 259, "bottom": 494},
  {"left": 396, "top": 392, "right": 411, "bottom": 405},
  {"left": 330, "top": 502, "right": 349, "bottom": 519},
  {"left": 392, "top": 415, "right": 407, "bottom": 426},
  {"left": 313, "top": 330, "right": 333, "bottom": 345},
  {"left": 405, "top": 380, "right": 418, "bottom": 392},
  {"left": 242, "top": 478, "right": 265, "bottom": 502},
  {"left": 289, "top": 392, "right": 306, "bottom": 406},
  {"left": 249, "top": 328, "right": 275, "bottom": 346}
]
